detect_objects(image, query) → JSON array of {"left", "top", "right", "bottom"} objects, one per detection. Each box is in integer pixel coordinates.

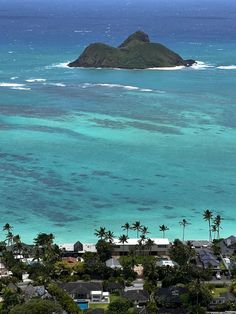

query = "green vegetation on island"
[{"left": 68, "top": 31, "right": 195, "bottom": 69}]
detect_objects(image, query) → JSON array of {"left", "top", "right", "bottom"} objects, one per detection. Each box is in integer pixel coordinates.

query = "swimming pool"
[{"left": 76, "top": 300, "right": 89, "bottom": 310}]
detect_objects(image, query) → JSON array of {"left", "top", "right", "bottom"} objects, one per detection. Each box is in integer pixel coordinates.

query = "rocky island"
[{"left": 68, "top": 31, "right": 195, "bottom": 69}]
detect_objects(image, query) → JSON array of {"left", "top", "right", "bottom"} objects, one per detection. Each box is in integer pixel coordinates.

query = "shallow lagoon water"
[{"left": 0, "top": 0, "right": 236, "bottom": 243}]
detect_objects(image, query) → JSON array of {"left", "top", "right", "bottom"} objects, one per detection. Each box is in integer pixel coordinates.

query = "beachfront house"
[
  {"left": 60, "top": 281, "right": 109, "bottom": 304},
  {"left": 112, "top": 238, "right": 170, "bottom": 256}
]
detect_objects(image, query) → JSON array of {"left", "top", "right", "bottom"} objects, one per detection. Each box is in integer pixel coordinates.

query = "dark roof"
[
  {"left": 224, "top": 235, "right": 236, "bottom": 248},
  {"left": 198, "top": 249, "right": 219, "bottom": 268},
  {"left": 157, "top": 286, "right": 188, "bottom": 304},
  {"left": 105, "top": 258, "right": 122, "bottom": 269},
  {"left": 123, "top": 290, "right": 149, "bottom": 303},
  {"left": 60, "top": 281, "right": 103, "bottom": 294},
  {"left": 106, "top": 282, "right": 123, "bottom": 290}
]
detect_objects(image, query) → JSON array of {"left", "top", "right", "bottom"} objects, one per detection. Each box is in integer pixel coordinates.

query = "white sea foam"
[
  {"left": 0, "top": 82, "right": 25, "bottom": 87},
  {"left": 26, "top": 78, "right": 47, "bottom": 83},
  {"left": 81, "top": 83, "right": 154, "bottom": 92},
  {"left": 11, "top": 86, "right": 31, "bottom": 91},
  {"left": 217, "top": 65, "right": 236, "bottom": 70},
  {"left": 45, "top": 62, "right": 70, "bottom": 69},
  {"left": 48, "top": 83, "right": 66, "bottom": 87},
  {"left": 147, "top": 66, "right": 185, "bottom": 71},
  {"left": 191, "top": 61, "right": 214, "bottom": 70},
  {"left": 10, "top": 76, "right": 18, "bottom": 80}
]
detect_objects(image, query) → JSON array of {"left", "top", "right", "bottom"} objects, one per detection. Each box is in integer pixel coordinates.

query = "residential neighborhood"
[{"left": 0, "top": 220, "right": 236, "bottom": 313}]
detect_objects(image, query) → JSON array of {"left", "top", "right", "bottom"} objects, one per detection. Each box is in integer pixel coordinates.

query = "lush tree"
[
  {"left": 132, "top": 221, "right": 142, "bottom": 238},
  {"left": 118, "top": 234, "right": 128, "bottom": 256},
  {"left": 203, "top": 209, "right": 213, "bottom": 241},
  {"left": 185, "top": 279, "right": 212, "bottom": 307},
  {"left": 3, "top": 224, "right": 14, "bottom": 246},
  {"left": 1, "top": 288, "right": 22, "bottom": 313},
  {"left": 169, "top": 239, "right": 195, "bottom": 266},
  {"left": 47, "top": 283, "right": 81, "bottom": 314},
  {"left": 179, "top": 219, "right": 190, "bottom": 241},
  {"left": 122, "top": 223, "right": 130, "bottom": 237},
  {"left": 96, "top": 239, "right": 113, "bottom": 262},
  {"left": 159, "top": 224, "right": 169, "bottom": 238},
  {"left": 94, "top": 227, "right": 106, "bottom": 240},
  {"left": 9, "top": 299, "right": 63, "bottom": 314},
  {"left": 107, "top": 297, "right": 132, "bottom": 314}
]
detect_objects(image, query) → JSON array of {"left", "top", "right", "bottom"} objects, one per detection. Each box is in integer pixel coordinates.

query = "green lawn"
[
  {"left": 88, "top": 294, "right": 119, "bottom": 310},
  {"left": 211, "top": 287, "right": 229, "bottom": 298}
]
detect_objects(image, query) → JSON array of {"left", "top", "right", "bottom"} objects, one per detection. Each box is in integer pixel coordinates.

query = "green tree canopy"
[{"left": 9, "top": 299, "right": 63, "bottom": 314}]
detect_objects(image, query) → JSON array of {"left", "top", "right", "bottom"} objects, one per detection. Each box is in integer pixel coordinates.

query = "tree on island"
[
  {"left": 159, "top": 224, "right": 169, "bottom": 238},
  {"left": 94, "top": 227, "right": 107, "bottom": 240},
  {"left": 118, "top": 234, "right": 128, "bottom": 256},
  {"left": 132, "top": 221, "right": 142, "bottom": 238},
  {"left": 203, "top": 209, "right": 213, "bottom": 241},
  {"left": 121, "top": 223, "right": 130, "bottom": 237},
  {"left": 179, "top": 219, "right": 190, "bottom": 241}
]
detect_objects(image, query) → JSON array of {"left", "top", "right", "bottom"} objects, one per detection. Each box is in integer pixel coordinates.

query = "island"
[{"left": 68, "top": 30, "right": 195, "bottom": 69}]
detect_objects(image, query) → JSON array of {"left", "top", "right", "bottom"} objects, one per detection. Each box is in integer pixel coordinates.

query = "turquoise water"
[{"left": 0, "top": 0, "right": 236, "bottom": 243}]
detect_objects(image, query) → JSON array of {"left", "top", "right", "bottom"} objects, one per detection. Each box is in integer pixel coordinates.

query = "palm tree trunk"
[
  {"left": 183, "top": 226, "right": 185, "bottom": 241},
  {"left": 208, "top": 220, "right": 212, "bottom": 241}
]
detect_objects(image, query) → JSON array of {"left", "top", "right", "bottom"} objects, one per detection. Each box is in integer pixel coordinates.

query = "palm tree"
[
  {"left": 122, "top": 223, "right": 130, "bottom": 237},
  {"left": 3, "top": 223, "right": 13, "bottom": 234},
  {"left": 203, "top": 209, "right": 213, "bottom": 241},
  {"left": 159, "top": 224, "right": 169, "bottom": 238},
  {"left": 3, "top": 223, "right": 13, "bottom": 247},
  {"left": 105, "top": 230, "right": 115, "bottom": 244},
  {"left": 12, "top": 234, "right": 22, "bottom": 255},
  {"left": 214, "top": 215, "right": 222, "bottom": 239},
  {"left": 179, "top": 219, "right": 190, "bottom": 241},
  {"left": 211, "top": 225, "right": 217, "bottom": 240},
  {"left": 138, "top": 234, "right": 146, "bottom": 255},
  {"left": 145, "top": 238, "right": 154, "bottom": 255},
  {"left": 118, "top": 234, "right": 128, "bottom": 255},
  {"left": 94, "top": 227, "right": 106, "bottom": 240},
  {"left": 6, "top": 231, "right": 14, "bottom": 247},
  {"left": 141, "top": 226, "right": 150, "bottom": 236},
  {"left": 132, "top": 221, "right": 142, "bottom": 238}
]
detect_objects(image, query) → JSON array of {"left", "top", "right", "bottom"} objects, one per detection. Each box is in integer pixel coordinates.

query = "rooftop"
[{"left": 113, "top": 238, "right": 169, "bottom": 245}]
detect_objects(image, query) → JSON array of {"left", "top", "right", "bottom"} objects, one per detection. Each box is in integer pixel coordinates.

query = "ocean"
[{"left": 0, "top": 0, "right": 236, "bottom": 243}]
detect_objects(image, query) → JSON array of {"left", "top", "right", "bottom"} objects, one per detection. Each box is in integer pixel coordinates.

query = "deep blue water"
[{"left": 0, "top": 0, "right": 236, "bottom": 243}]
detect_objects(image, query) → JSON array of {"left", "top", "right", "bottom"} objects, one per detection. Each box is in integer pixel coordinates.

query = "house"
[
  {"left": 112, "top": 238, "right": 170, "bottom": 256},
  {"left": 105, "top": 258, "right": 122, "bottom": 269},
  {"left": 0, "top": 262, "right": 13, "bottom": 278},
  {"left": 156, "top": 286, "right": 188, "bottom": 308},
  {"left": 186, "top": 240, "right": 211, "bottom": 249},
  {"left": 219, "top": 236, "right": 236, "bottom": 256},
  {"left": 60, "top": 281, "right": 109, "bottom": 303},
  {"left": 209, "top": 292, "right": 236, "bottom": 310},
  {"left": 17, "top": 283, "right": 51, "bottom": 301},
  {"left": 106, "top": 282, "right": 124, "bottom": 294},
  {"left": 123, "top": 290, "right": 150, "bottom": 306},
  {"left": 198, "top": 249, "right": 220, "bottom": 270}
]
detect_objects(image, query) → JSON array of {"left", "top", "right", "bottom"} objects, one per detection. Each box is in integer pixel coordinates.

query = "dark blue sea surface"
[{"left": 0, "top": 0, "right": 236, "bottom": 242}]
